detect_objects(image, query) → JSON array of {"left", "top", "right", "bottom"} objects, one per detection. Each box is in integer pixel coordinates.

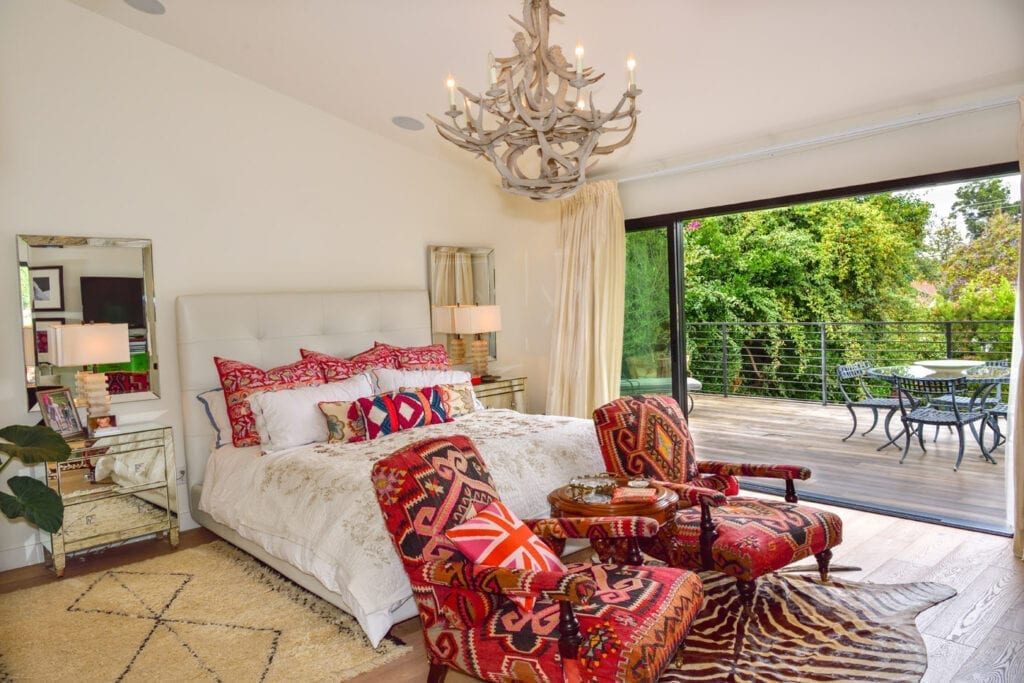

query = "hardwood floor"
[
  {"left": 687, "top": 394, "right": 1010, "bottom": 533},
  {"left": 3, "top": 510, "right": 1022, "bottom": 682}
]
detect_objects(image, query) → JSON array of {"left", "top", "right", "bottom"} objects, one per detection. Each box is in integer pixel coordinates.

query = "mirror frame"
[
  {"left": 17, "top": 234, "right": 160, "bottom": 410},
  {"left": 428, "top": 245, "right": 497, "bottom": 359}
]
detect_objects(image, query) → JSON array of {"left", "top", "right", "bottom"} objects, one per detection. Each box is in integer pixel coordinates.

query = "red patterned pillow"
[
  {"left": 354, "top": 388, "right": 450, "bottom": 439},
  {"left": 447, "top": 500, "right": 566, "bottom": 611},
  {"left": 300, "top": 346, "right": 399, "bottom": 381},
  {"left": 375, "top": 342, "right": 451, "bottom": 371},
  {"left": 300, "top": 350, "right": 365, "bottom": 382},
  {"left": 214, "top": 356, "right": 324, "bottom": 447}
]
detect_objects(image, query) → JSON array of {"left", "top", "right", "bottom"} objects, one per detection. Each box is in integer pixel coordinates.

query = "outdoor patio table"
[{"left": 963, "top": 364, "right": 1011, "bottom": 458}]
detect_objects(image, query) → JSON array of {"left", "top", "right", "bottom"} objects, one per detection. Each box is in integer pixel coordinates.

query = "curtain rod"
[{"left": 617, "top": 96, "right": 1020, "bottom": 184}]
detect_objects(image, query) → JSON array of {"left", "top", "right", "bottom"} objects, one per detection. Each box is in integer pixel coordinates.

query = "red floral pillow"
[
  {"left": 375, "top": 342, "right": 451, "bottom": 371},
  {"left": 446, "top": 500, "right": 566, "bottom": 611},
  {"left": 300, "top": 346, "right": 399, "bottom": 381},
  {"left": 214, "top": 356, "right": 325, "bottom": 447}
]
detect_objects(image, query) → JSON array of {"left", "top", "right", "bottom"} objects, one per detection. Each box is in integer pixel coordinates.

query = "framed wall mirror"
[
  {"left": 428, "top": 246, "right": 496, "bottom": 359},
  {"left": 17, "top": 235, "right": 160, "bottom": 411}
]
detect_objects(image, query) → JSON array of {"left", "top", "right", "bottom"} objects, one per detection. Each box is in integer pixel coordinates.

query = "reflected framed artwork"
[
  {"left": 37, "top": 387, "right": 84, "bottom": 439},
  {"left": 29, "top": 266, "right": 64, "bottom": 312},
  {"left": 33, "top": 317, "right": 65, "bottom": 364}
]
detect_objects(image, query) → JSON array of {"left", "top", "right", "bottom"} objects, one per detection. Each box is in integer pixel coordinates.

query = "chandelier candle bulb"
[
  {"left": 627, "top": 54, "right": 636, "bottom": 87},
  {"left": 446, "top": 74, "right": 456, "bottom": 108},
  {"left": 488, "top": 52, "right": 498, "bottom": 86},
  {"left": 574, "top": 42, "right": 584, "bottom": 78}
]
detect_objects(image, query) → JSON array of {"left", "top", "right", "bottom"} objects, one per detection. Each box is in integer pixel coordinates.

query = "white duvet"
[{"left": 197, "top": 409, "right": 604, "bottom": 645}]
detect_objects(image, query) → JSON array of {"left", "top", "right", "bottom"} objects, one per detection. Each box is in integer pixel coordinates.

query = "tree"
[
  {"left": 950, "top": 178, "right": 1020, "bottom": 240},
  {"left": 938, "top": 210, "right": 1019, "bottom": 300}
]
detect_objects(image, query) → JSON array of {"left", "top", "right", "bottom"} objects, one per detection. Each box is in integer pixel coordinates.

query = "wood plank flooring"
[
  {"left": 687, "top": 394, "right": 1009, "bottom": 533},
  {"left": 3, "top": 510, "right": 1022, "bottom": 682}
]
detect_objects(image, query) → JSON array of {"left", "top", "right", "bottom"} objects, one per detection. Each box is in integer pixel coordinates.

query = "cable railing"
[{"left": 623, "top": 320, "right": 1013, "bottom": 404}]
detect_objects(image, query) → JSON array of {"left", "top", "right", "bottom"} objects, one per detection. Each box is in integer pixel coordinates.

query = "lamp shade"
[
  {"left": 431, "top": 306, "right": 459, "bottom": 334},
  {"left": 452, "top": 305, "right": 502, "bottom": 335},
  {"left": 51, "top": 323, "right": 131, "bottom": 367}
]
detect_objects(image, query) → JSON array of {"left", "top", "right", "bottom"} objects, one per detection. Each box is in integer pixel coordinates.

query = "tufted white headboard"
[{"left": 175, "top": 289, "right": 431, "bottom": 511}]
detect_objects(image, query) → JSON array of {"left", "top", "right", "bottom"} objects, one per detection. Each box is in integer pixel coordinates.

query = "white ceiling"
[{"left": 68, "top": 0, "right": 1024, "bottom": 184}]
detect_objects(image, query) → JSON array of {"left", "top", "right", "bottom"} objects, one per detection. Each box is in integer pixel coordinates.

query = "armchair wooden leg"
[
  {"left": 698, "top": 501, "right": 719, "bottom": 571},
  {"left": 736, "top": 579, "right": 757, "bottom": 612},
  {"left": 428, "top": 662, "right": 448, "bottom": 683},
  {"left": 815, "top": 548, "right": 833, "bottom": 582},
  {"left": 558, "top": 601, "right": 583, "bottom": 664}
]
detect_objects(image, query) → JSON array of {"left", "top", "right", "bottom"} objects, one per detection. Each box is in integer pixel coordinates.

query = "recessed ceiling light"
[
  {"left": 124, "top": 0, "right": 166, "bottom": 15},
  {"left": 391, "top": 116, "right": 425, "bottom": 131}
]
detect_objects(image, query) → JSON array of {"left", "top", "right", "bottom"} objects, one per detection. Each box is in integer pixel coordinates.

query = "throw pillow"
[
  {"left": 196, "top": 389, "right": 231, "bottom": 448},
  {"left": 214, "top": 356, "right": 325, "bottom": 448},
  {"left": 375, "top": 341, "right": 451, "bottom": 371},
  {"left": 401, "top": 382, "right": 475, "bottom": 418},
  {"left": 301, "top": 346, "right": 400, "bottom": 382},
  {"left": 446, "top": 500, "right": 566, "bottom": 611},
  {"left": 251, "top": 374, "right": 374, "bottom": 452},
  {"left": 319, "top": 400, "right": 367, "bottom": 443},
  {"left": 354, "top": 388, "right": 451, "bottom": 439}
]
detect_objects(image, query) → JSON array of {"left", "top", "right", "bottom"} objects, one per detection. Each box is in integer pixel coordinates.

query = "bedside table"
[
  {"left": 474, "top": 376, "right": 527, "bottom": 411},
  {"left": 44, "top": 423, "right": 179, "bottom": 576}
]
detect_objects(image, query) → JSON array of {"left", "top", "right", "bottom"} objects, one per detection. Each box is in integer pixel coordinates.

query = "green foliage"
[
  {"left": 951, "top": 179, "right": 1020, "bottom": 239},
  {"left": 0, "top": 424, "right": 70, "bottom": 534},
  {"left": 938, "top": 211, "right": 1020, "bottom": 299}
]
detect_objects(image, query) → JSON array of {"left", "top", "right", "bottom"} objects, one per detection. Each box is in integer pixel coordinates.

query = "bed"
[{"left": 176, "top": 289, "right": 605, "bottom": 646}]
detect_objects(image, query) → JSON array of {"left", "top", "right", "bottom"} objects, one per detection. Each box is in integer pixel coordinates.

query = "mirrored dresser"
[{"left": 44, "top": 423, "right": 178, "bottom": 576}]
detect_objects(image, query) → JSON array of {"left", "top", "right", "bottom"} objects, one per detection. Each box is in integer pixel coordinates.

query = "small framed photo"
[
  {"left": 37, "top": 387, "right": 84, "bottom": 439},
  {"left": 33, "top": 317, "right": 65, "bottom": 364},
  {"left": 88, "top": 414, "right": 118, "bottom": 436},
  {"left": 30, "top": 265, "right": 65, "bottom": 312}
]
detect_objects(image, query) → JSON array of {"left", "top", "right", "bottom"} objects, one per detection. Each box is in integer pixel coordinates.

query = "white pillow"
[
  {"left": 372, "top": 368, "right": 483, "bottom": 410},
  {"left": 197, "top": 389, "right": 232, "bottom": 448},
  {"left": 251, "top": 374, "right": 375, "bottom": 453}
]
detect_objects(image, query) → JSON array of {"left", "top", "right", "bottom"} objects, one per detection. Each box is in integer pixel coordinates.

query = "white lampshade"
[
  {"left": 51, "top": 323, "right": 130, "bottom": 367},
  {"left": 451, "top": 305, "right": 502, "bottom": 335},
  {"left": 431, "top": 306, "right": 459, "bottom": 334}
]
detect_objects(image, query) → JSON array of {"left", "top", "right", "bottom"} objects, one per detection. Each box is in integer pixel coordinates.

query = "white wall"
[{"left": 0, "top": 0, "right": 558, "bottom": 571}]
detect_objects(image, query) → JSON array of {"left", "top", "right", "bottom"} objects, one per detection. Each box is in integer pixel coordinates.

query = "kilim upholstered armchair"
[
  {"left": 593, "top": 394, "right": 843, "bottom": 611},
  {"left": 371, "top": 435, "right": 704, "bottom": 683}
]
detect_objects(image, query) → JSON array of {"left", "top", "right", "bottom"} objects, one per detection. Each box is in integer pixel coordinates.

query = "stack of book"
[{"left": 611, "top": 487, "right": 658, "bottom": 504}]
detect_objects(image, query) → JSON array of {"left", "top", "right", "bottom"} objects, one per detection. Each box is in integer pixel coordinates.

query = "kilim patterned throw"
[{"left": 659, "top": 572, "right": 956, "bottom": 682}]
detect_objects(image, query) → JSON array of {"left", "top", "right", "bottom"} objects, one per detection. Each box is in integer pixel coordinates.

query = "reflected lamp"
[{"left": 51, "top": 323, "right": 130, "bottom": 425}]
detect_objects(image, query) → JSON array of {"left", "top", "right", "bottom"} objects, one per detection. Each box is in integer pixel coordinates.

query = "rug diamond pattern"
[{"left": 68, "top": 569, "right": 280, "bottom": 681}]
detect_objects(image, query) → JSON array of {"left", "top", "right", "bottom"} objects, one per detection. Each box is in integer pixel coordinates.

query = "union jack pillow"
[{"left": 446, "top": 500, "right": 566, "bottom": 611}]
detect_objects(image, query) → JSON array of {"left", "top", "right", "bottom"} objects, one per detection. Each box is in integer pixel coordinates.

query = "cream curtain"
[
  {"left": 1013, "top": 97, "right": 1024, "bottom": 557},
  {"left": 546, "top": 180, "right": 626, "bottom": 418},
  {"left": 431, "top": 247, "right": 474, "bottom": 305}
]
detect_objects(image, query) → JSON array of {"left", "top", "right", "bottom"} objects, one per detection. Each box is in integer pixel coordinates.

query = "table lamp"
[
  {"left": 51, "top": 323, "right": 130, "bottom": 427},
  {"left": 451, "top": 305, "right": 502, "bottom": 379},
  {"left": 431, "top": 305, "right": 466, "bottom": 364}
]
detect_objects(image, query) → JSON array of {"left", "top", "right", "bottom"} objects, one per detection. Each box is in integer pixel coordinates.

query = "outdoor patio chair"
[
  {"left": 371, "top": 434, "right": 704, "bottom": 683},
  {"left": 893, "top": 375, "right": 991, "bottom": 471},
  {"left": 593, "top": 394, "right": 843, "bottom": 612},
  {"left": 836, "top": 360, "right": 901, "bottom": 442}
]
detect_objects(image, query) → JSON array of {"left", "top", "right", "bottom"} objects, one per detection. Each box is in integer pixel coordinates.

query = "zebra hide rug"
[{"left": 660, "top": 572, "right": 956, "bottom": 682}]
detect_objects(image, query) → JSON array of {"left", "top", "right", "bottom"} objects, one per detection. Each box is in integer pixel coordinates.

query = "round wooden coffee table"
[{"left": 548, "top": 481, "right": 678, "bottom": 564}]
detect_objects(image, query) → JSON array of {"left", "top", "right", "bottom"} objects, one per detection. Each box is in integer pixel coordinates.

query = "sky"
[{"left": 900, "top": 172, "right": 1021, "bottom": 231}]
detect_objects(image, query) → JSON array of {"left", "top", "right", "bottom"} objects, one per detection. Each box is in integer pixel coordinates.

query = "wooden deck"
[{"left": 686, "top": 393, "right": 1010, "bottom": 534}]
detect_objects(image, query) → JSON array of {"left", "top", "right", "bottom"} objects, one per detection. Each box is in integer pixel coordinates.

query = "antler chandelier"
[{"left": 429, "top": 0, "right": 641, "bottom": 201}]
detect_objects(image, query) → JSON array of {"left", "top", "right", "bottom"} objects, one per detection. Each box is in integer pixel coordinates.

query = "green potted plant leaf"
[{"left": 0, "top": 424, "right": 71, "bottom": 534}]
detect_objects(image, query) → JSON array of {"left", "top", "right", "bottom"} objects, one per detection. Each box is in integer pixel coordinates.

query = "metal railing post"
[
  {"left": 945, "top": 322, "right": 953, "bottom": 358},
  {"left": 820, "top": 322, "right": 827, "bottom": 404},
  {"left": 721, "top": 323, "right": 729, "bottom": 397}
]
